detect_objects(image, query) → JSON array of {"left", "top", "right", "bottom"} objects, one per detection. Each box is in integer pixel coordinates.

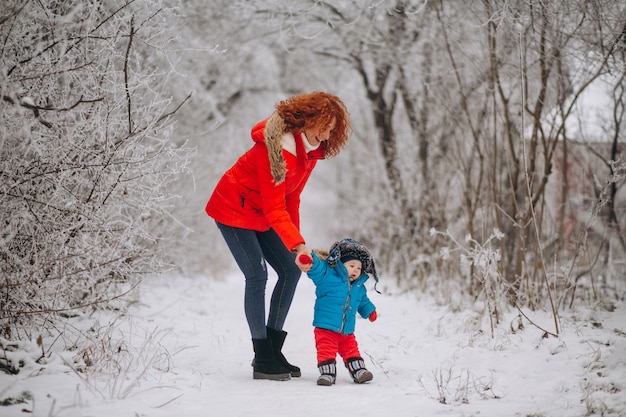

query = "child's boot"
[
  {"left": 317, "top": 359, "right": 337, "bottom": 386},
  {"left": 346, "top": 357, "right": 373, "bottom": 384}
]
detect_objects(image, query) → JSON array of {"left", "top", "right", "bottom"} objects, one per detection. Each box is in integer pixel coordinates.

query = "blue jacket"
[{"left": 307, "top": 252, "right": 376, "bottom": 335}]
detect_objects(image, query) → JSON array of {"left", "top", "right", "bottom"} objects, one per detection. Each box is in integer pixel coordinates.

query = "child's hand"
[{"left": 368, "top": 310, "right": 377, "bottom": 322}]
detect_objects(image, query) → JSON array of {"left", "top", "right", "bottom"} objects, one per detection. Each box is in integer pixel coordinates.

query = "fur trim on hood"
[
  {"left": 264, "top": 112, "right": 287, "bottom": 184},
  {"left": 312, "top": 248, "right": 330, "bottom": 261}
]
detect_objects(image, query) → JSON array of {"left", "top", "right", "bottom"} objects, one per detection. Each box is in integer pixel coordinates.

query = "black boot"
[
  {"left": 267, "top": 327, "right": 301, "bottom": 377},
  {"left": 251, "top": 339, "right": 291, "bottom": 381}
]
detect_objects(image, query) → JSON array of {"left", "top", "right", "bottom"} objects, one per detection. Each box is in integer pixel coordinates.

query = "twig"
[
  {"left": 20, "top": 95, "right": 104, "bottom": 112},
  {"left": 515, "top": 304, "right": 558, "bottom": 338},
  {"left": 4, "top": 279, "right": 143, "bottom": 316},
  {"left": 125, "top": 15, "right": 135, "bottom": 133},
  {"left": 153, "top": 394, "right": 183, "bottom": 408},
  {"left": 517, "top": 31, "right": 560, "bottom": 335},
  {"left": 156, "top": 92, "right": 193, "bottom": 124}
]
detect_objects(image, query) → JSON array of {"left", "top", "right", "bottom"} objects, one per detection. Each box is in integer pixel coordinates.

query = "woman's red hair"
[{"left": 276, "top": 91, "right": 352, "bottom": 158}]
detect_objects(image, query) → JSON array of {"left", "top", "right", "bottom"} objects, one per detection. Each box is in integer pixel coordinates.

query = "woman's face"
[{"left": 303, "top": 118, "right": 336, "bottom": 147}]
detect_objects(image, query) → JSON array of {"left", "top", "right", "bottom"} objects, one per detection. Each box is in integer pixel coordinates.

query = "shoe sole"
[
  {"left": 253, "top": 372, "right": 291, "bottom": 381},
  {"left": 252, "top": 358, "right": 301, "bottom": 377},
  {"left": 317, "top": 379, "right": 335, "bottom": 386},
  {"left": 353, "top": 371, "right": 373, "bottom": 384}
]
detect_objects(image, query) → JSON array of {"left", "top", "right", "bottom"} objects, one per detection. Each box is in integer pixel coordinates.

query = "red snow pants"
[{"left": 314, "top": 327, "right": 361, "bottom": 364}]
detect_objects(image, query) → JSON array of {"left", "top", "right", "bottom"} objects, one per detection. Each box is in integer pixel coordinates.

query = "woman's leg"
[
  {"left": 215, "top": 222, "right": 268, "bottom": 340},
  {"left": 257, "top": 228, "right": 301, "bottom": 331}
]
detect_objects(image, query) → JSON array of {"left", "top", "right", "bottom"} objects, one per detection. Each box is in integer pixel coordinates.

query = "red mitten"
[
  {"left": 298, "top": 254, "right": 312, "bottom": 264},
  {"left": 368, "top": 310, "right": 377, "bottom": 322}
]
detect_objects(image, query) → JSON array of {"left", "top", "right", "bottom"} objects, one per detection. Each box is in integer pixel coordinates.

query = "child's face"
[{"left": 343, "top": 259, "right": 362, "bottom": 281}]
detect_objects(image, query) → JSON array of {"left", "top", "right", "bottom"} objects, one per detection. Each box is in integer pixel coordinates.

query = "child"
[{"left": 302, "top": 238, "right": 380, "bottom": 386}]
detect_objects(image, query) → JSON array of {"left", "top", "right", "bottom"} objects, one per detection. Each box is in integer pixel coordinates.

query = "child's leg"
[
  {"left": 314, "top": 328, "right": 339, "bottom": 386},
  {"left": 345, "top": 356, "right": 373, "bottom": 383},
  {"left": 314, "top": 327, "right": 340, "bottom": 363},
  {"left": 317, "top": 359, "right": 336, "bottom": 386},
  {"left": 337, "top": 333, "right": 373, "bottom": 384},
  {"left": 337, "top": 332, "right": 361, "bottom": 360}
]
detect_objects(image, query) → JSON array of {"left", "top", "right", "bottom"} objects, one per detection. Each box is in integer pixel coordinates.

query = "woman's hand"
[{"left": 294, "top": 244, "right": 313, "bottom": 272}]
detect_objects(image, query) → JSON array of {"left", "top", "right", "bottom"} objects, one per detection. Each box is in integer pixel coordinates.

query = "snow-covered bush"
[
  {"left": 0, "top": 0, "right": 191, "bottom": 339},
  {"left": 430, "top": 228, "right": 511, "bottom": 334}
]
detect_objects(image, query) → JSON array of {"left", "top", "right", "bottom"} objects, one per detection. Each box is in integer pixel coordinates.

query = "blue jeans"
[{"left": 215, "top": 222, "right": 302, "bottom": 339}]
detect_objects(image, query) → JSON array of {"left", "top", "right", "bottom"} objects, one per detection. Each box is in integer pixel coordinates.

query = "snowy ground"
[{"left": 1, "top": 270, "right": 626, "bottom": 417}]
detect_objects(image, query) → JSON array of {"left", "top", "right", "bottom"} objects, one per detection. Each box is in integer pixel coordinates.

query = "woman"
[{"left": 205, "top": 91, "right": 352, "bottom": 381}]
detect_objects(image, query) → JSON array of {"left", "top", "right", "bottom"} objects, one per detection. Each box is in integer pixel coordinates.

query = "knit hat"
[
  {"left": 327, "top": 238, "right": 380, "bottom": 293},
  {"left": 340, "top": 254, "right": 361, "bottom": 264}
]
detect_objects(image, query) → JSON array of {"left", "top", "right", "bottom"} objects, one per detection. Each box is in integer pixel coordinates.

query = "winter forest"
[{"left": 1, "top": 0, "right": 626, "bottom": 415}]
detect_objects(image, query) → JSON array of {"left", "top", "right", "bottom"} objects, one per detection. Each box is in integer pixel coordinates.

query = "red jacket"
[{"left": 206, "top": 113, "right": 325, "bottom": 251}]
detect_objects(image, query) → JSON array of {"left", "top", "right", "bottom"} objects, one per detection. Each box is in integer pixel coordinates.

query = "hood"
[
  {"left": 251, "top": 112, "right": 287, "bottom": 184},
  {"left": 251, "top": 112, "right": 325, "bottom": 185},
  {"left": 314, "top": 239, "right": 381, "bottom": 293}
]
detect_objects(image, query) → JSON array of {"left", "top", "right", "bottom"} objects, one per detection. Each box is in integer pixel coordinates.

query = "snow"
[
  {"left": 568, "top": 73, "right": 618, "bottom": 142},
  {"left": 2, "top": 270, "right": 626, "bottom": 417},
  {"left": 2, "top": 177, "right": 626, "bottom": 417},
  {"left": 533, "top": 72, "right": 620, "bottom": 143}
]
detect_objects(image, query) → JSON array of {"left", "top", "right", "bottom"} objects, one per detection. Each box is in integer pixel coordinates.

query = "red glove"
[
  {"left": 368, "top": 310, "right": 377, "bottom": 322},
  {"left": 298, "top": 254, "right": 312, "bottom": 264}
]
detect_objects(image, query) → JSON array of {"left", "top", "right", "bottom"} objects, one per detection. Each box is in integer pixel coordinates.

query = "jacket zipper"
[
  {"left": 240, "top": 193, "right": 245, "bottom": 208},
  {"left": 340, "top": 281, "right": 351, "bottom": 333}
]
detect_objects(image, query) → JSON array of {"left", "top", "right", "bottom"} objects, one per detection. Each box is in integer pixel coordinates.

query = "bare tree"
[{"left": 168, "top": 0, "right": 625, "bottom": 322}]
